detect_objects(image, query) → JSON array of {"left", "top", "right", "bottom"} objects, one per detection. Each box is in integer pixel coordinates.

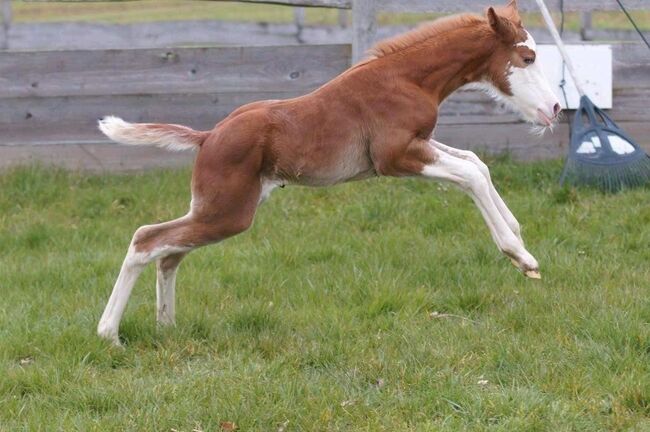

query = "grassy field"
[
  {"left": 1, "top": 160, "right": 649, "bottom": 430},
  {"left": 10, "top": 0, "right": 650, "bottom": 30}
]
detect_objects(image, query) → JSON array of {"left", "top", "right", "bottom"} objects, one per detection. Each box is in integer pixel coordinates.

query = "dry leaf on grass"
[{"left": 220, "top": 421, "right": 238, "bottom": 431}]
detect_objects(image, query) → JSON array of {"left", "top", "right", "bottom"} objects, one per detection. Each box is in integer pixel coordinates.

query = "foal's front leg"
[
  {"left": 431, "top": 140, "right": 524, "bottom": 244},
  {"left": 421, "top": 150, "right": 540, "bottom": 278}
]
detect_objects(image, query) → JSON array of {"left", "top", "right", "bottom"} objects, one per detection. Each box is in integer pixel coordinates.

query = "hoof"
[
  {"left": 509, "top": 258, "right": 541, "bottom": 279},
  {"left": 524, "top": 270, "right": 542, "bottom": 280},
  {"left": 156, "top": 320, "right": 176, "bottom": 328},
  {"left": 97, "top": 326, "right": 121, "bottom": 347},
  {"left": 100, "top": 335, "right": 123, "bottom": 348}
]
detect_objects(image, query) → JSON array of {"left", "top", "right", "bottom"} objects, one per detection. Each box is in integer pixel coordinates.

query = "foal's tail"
[{"left": 98, "top": 116, "right": 208, "bottom": 151}]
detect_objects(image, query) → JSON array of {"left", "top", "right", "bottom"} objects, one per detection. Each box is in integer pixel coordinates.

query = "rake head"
[{"left": 561, "top": 96, "right": 650, "bottom": 193}]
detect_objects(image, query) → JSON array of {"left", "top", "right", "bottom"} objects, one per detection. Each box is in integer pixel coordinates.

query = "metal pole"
[{"left": 534, "top": 0, "right": 585, "bottom": 96}]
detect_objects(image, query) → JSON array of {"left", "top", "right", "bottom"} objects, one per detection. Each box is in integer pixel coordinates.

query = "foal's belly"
[{"left": 277, "top": 140, "right": 376, "bottom": 187}]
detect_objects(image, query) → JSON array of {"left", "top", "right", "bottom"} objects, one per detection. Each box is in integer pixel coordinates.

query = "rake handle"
[{"left": 534, "top": 0, "right": 586, "bottom": 97}]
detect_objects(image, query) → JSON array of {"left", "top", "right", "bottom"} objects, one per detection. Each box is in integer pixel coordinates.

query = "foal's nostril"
[{"left": 553, "top": 103, "right": 562, "bottom": 118}]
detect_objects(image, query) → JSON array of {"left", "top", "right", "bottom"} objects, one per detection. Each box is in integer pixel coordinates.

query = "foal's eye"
[{"left": 524, "top": 57, "right": 535, "bottom": 65}]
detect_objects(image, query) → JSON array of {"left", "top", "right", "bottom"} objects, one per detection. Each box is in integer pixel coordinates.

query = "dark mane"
[{"left": 369, "top": 13, "right": 485, "bottom": 59}]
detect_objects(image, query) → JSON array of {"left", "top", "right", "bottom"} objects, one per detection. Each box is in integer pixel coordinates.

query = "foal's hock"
[{"left": 97, "top": 0, "right": 560, "bottom": 345}]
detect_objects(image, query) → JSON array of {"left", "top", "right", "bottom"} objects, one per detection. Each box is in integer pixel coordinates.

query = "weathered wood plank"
[
  {"left": 378, "top": 0, "right": 648, "bottom": 12},
  {"left": 2, "top": 20, "right": 644, "bottom": 52},
  {"left": 6, "top": 21, "right": 308, "bottom": 50},
  {"left": 207, "top": 0, "right": 648, "bottom": 11},
  {"left": 2, "top": 84, "right": 648, "bottom": 146},
  {"left": 0, "top": 143, "right": 194, "bottom": 172},
  {"left": 3, "top": 119, "right": 648, "bottom": 172},
  {"left": 438, "top": 121, "right": 650, "bottom": 159},
  {"left": 352, "top": 0, "right": 376, "bottom": 63},
  {"left": 1, "top": 42, "right": 644, "bottom": 99},
  {"left": 0, "top": 92, "right": 293, "bottom": 145},
  {"left": 0, "top": 45, "right": 351, "bottom": 98},
  {"left": 223, "top": 0, "right": 350, "bottom": 8}
]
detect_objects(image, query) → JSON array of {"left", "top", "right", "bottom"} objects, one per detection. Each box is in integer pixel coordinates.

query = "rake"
[{"left": 535, "top": 0, "right": 650, "bottom": 192}]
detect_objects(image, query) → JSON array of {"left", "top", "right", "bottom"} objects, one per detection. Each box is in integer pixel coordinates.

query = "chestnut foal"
[{"left": 97, "top": 0, "right": 560, "bottom": 344}]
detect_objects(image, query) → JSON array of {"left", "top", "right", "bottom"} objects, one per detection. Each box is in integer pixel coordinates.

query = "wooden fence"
[
  {"left": 0, "top": 0, "right": 649, "bottom": 171},
  {"left": 233, "top": 0, "right": 648, "bottom": 60},
  {"left": 2, "top": 16, "right": 643, "bottom": 52},
  {"left": 2, "top": 0, "right": 647, "bottom": 54}
]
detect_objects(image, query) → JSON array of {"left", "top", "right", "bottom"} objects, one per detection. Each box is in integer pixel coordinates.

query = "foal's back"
[{"left": 197, "top": 65, "right": 393, "bottom": 188}]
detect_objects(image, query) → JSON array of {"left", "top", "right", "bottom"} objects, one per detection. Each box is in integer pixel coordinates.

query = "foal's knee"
[
  {"left": 126, "top": 225, "right": 170, "bottom": 265},
  {"left": 458, "top": 163, "right": 489, "bottom": 192},
  {"left": 463, "top": 151, "right": 491, "bottom": 181},
  {"left": 131, "top": 224, "right": 156, "bottom": 249}
]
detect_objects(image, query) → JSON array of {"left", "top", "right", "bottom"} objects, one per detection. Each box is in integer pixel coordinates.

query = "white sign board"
[{"left": 538, "top": 44, "right": 612, "bottom": 109}]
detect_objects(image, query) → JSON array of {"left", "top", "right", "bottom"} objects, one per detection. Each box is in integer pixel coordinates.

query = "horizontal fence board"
[
  {"left": 4, "top": 21, "right": 308, "bottom": 51},
  {"left": 436, "top": 121, "right": 650, "bottom": 160},
  {"left": 2, "top": 21, "right": 644, "bottom": 52},
  {"left": 0, "top": 43, "right": 644, "bottom": 99},
  {"left": 0, "top": 45, "right": 351, "bottom": 98},
  {"left": 2, "top": 88, "right": 647, "bottom": 147},
  {"left": 0, "top": 143, "right": 194, "bottom": 172},
  {"left": 207, "top": 0, "right": 648, "bottom": 11},
  {"left": 378, "top": 0, "right": 648, "bottom": 12},
  {"left": 0, "top": 92, "right": 294, "bottom": 144},
  {"left": 232, "top": 0, "right": 350, "bottom": 7},
  {"left": 440, "top": 88, "right": 650, "bottom": 124},
  {"left": 3, "top": 121, "right": 648, "bottom": 172}
]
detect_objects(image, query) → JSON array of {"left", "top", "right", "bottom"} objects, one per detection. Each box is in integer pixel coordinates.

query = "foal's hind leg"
[
  {"left": 156, "top": 252, "right": 186, "bottom": 326},
  {"left": 431, "top": 140, "right": 524, "bottom": 244},
  {"left": 97, "top": 218, "right": 195, "bottom": 345},
  {"left": 98, "top": 174, "right": 262, "bottom": 345}
]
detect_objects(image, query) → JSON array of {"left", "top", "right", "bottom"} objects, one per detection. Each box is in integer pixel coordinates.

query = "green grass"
[
  {"left": 11, "top": 0, "right": 339, "bottom": 25},
  {"left": 1, "top": 160, "right": 649, "bottom": 431},
  {"left": 11, "top": 0, "right": 650, "bottom": 30}
]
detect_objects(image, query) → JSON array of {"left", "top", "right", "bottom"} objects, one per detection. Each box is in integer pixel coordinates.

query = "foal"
[{"left": 97, "top": 0, "right": 561, "bottom": 344}]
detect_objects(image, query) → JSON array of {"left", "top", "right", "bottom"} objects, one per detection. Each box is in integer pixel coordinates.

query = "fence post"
[
  {"left": 580, "top": 11, "right": 592, "bottom": 41},
  {"left": 338, "top": 9, "right": 348, "bottom": 28},
  {"left": 294, "top": 6, "right": 305, "bottom": 43},
  {"left": 1, "top": 0, "right": 11, "bottom": 50},
  {"left": 352, "top": 0, "right": 376, "bottom": 63}
]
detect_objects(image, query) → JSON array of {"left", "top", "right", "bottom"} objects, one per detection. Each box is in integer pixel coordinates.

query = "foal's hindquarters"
[{"left": 97, "top": 117, "right": 267, "bottom": 344}]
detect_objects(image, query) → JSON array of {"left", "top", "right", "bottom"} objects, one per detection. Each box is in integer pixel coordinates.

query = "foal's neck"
[{"left": 398, "top": 23, "right": 498, "bottom": 103}]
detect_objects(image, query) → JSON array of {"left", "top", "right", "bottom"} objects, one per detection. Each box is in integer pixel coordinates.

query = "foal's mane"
[{"left": 369, "top": 13, "right": 485, "bottom": 59}]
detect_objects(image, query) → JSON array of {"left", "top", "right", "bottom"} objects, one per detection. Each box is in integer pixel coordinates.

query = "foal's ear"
[
  {"left": 487, "top": 7, "right": 518, "bottom": 43},
  {"left": 506, "top": 0, "right": 519, "bottom": 10}
]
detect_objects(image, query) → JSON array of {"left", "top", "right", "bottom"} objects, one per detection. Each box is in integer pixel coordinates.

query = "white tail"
[{"left": 98, "top": 116, "right": 207, "bottom": 151}]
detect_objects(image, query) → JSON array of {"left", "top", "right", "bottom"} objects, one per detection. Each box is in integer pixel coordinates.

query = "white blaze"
[{"left": 505, "top": 31, "right": 560, "bottom": 125}]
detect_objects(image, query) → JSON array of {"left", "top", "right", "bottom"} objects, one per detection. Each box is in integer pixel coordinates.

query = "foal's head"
[{"left": 482, "top": 0, "right": 561, "bottom": 129}]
